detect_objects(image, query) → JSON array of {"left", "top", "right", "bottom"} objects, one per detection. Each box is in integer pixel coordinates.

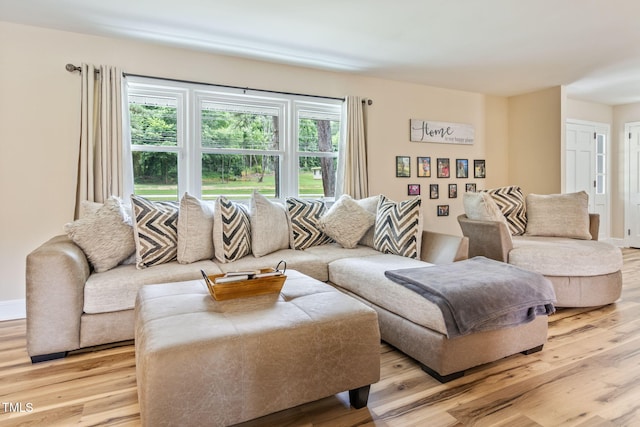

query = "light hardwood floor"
[{"left": 2, "top": 249, "right": 640, "bottom": 426}]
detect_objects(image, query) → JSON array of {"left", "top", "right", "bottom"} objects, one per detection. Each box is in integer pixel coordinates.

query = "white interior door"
[
  {"left": 565, "top": 121, "right": 610, "bottom": 239},
  {"left": 626, "top": 123, "right": 640, "bottom": 247}
]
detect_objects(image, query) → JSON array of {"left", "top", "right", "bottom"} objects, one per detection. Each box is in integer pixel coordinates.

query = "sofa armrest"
[
  {"left": 26, "top": 235, "right": 90, "bottom": 360},
  {"left": 457, "top": 214, "right": 513, "bottom": 262},
  {"left": 589, "top": 213, "right": 600, "bottom": 241},
  {"left": 420, "top": 230, "right": 469, "bottom": 264}
]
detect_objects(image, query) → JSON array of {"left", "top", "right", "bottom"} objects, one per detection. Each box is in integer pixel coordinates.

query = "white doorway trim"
[
  {"left": 624, "top": 121, "right": 640, "bottom": 247},
  {"left": 565, "top": 119, "right": 611, "bottom": 239}
]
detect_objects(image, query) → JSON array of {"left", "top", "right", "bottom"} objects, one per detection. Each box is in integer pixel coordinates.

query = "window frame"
[{"left": 123, "top": 76, "right": 343, "bottom": 202}]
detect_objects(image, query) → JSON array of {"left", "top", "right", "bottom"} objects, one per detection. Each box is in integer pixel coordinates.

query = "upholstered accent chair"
[{"left": 458, "top": 190, "right": 623, "bottom": 307}]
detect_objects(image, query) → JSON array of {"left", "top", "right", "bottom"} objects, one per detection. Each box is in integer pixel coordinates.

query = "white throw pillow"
[
  {"left": 525, "top": 191, "right": 592, "bottom": 239},
  {"left": 131, "top": 195, "right": 180, "bottom": 269},
  {"left": 373, "top": 196, "right": 422, "bottom": 259},
  {"left": 250, "top": 191, "right": 290, "bottom": 257},
  {"left": 213, "top": 196, "right": 252, "bottom": 263},
  {"left": 177, "top": 193, "right": 215, "bottom": 264},
  {"left": 463, "top": 192, "right": 509, "bottom": 227},
  {"left": 64, "top": 196, "right": 136, "bottom": 273},
  {"left": 355, "top": 195, "right": 381, "bottom": 247},
  {"left": 319, "top": 194, "right": 376, "bottom": 249}
]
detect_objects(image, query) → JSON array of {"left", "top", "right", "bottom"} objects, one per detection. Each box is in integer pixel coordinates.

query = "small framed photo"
[
  {"left": 448, "top": 184, "right": 457, "bottom": 198},
  {"left": 437, "top": 205, "right": 450, "bottom": 216},
  {"left": 437, "top": 158, "right": 450, "bottom": 178},
  {"left": 474, "top": 159, "right": 486, "bottom": 178},
  {"left": 465, "top": 183, "right": 477, "bottom": 192},
  {"left": 455, "top": 159, "right": 469, "bottom": 178},
  {"left": 417, "top": 157, "right": 431, "bottom": 177},
  {"left": 396, "top": 156, "right": 411, "bottom": 177},
  {"left": 408, "top": 184, "right": 421, "bottom": 196},
  {"left": 429, "top": 184, "right": 439, "bottom": 199}
]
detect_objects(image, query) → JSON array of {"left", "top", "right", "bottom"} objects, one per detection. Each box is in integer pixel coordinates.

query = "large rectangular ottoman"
[{"left": 134, "top": 270, "right": 381, "bottom": 427}]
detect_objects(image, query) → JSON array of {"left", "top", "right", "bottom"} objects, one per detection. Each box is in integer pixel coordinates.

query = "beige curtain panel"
[
  {"left": 74, "top": 63, "right": 124, "bottom": 218},
  {"left": 340, "top": 96, "right": 369, "bottom": 199}
]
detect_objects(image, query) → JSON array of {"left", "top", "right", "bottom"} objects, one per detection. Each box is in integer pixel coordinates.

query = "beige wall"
[
  {"left": 0, "top": 21, "right": 511, "bottom": 302},
  {"left": 566, "top": 98, "right": 613, "bottom": 124},
  {"left": 507, "top": 87, "right": 564, "bottom": 195}
]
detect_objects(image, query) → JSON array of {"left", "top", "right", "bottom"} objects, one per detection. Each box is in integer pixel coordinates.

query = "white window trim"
[{"left": 123, "top": 76, "right": 343, "bottom": 202}]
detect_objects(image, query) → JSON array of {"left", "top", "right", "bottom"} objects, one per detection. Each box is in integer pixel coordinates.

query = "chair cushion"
[
  {"left": 510, "top": 236, "right": 622, "bottom": 277},
  {"left": 525, "top": 191, "right": 591, "bottom": 240}
]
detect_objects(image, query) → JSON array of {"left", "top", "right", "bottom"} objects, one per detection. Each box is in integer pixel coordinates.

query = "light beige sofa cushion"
[
  {"left": 509, "top": 236, "right": 622, "bottom": 277},
  {"left": 329, "top": 254, "right": 447, "bottom": 335},
  {"left": 525, "top": 191, "right": 592, "bottom": 240},
  {"left": 84, "top": 260, "right": 222, "bottom": 314}
]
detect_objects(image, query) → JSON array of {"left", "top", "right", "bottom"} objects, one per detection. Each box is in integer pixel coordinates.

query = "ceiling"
[{"left": 3, "top": 0, "right": 640, "bottom": 105}]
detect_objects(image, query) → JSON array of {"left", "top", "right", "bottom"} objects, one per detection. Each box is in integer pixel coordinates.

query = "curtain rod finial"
[{"left": 66, "top": 63, "right": 80, "bottom": 72}]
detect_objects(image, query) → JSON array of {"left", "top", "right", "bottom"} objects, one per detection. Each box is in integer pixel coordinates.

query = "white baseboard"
[{"left": 0, "top": 299, "right": 26, "bottom": 321}]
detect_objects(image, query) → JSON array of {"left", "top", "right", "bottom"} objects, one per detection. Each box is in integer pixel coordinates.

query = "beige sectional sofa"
[
  {"left": 27, "top": 191, "right": 553, "bottom": 382},
  {"left": 458, "top": 188, "right": 623, "bottom": 307}
]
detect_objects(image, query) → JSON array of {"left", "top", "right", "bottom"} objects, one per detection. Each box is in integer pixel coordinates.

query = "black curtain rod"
[
  {"left": 65, "top": 63, "right": 372, "bottom": 105},
  {"left": 124, "top": 72, "right": 350, "bottom": 103}
]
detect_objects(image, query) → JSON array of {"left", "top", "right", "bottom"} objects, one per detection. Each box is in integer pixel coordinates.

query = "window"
[
  {"left": 596, "top": 133, "right": 606, "bottom": 195},
  {"left": 124, "top": 77, "right": 343, "bottom": 202}
]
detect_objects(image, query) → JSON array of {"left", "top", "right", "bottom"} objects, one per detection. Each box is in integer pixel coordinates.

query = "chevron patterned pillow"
[
  {"left": 373, "top": 196, "right": 421, "bottom": 258},
  {"left": 286, "top": 198, "right": 333, "bottom": 250},
  {"left": 213, "top": 196, "right": 252, "bottom": 263},
  {"left": 131, "top": 195, "right": 179, "bottom": 268},
  {"left": 483, "top": 186, "right": 527, "bottom": 236}
]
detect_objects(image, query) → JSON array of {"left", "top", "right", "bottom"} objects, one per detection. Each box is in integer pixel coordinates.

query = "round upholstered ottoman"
[{"left": 134, "top": 270, "right": 380, "bottom": 427}]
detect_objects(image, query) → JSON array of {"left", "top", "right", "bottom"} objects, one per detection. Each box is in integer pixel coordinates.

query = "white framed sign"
[{"left": 410, "top": 119, "right": 475, "bottom": 145}]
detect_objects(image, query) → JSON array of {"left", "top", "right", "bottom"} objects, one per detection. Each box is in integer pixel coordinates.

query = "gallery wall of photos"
[{"left": 395, "top": 155, "right": 486, "bottom": 217}]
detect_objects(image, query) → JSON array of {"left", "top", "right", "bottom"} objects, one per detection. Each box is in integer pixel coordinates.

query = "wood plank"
[{"left": 0, "top": 248, "right": 639, "bottom": 426}]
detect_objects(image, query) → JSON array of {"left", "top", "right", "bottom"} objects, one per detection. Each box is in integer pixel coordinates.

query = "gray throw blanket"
[{"left": 384, "top": 257, "right": 556, "bottom": 338}]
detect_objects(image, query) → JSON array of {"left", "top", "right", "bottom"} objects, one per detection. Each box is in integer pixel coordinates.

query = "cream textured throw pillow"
[
  {"left": 319, "top": 194, "right": 376, "bottom": 249},
  {"left": 525, "top": 191, "right": 592, "bottom": 239},
  {"left": 250, "top": 191, "right": 290, "bottom": 257},
  {"left": 64, "top": 196, "right": 136, "bottom": 273},
  {"left": 177, "top": 193, "right": 215, "bottom": 264},
  {"left": 213, "top": 196, "right": 252, "bottom": 263},
  {"left": 463, "top": 192, "right": 509, "bottom": 226}
]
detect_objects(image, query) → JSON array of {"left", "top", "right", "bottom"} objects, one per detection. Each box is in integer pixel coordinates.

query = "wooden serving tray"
[{"left": 204, "top": 268, "right": 286, "bottom": 301}]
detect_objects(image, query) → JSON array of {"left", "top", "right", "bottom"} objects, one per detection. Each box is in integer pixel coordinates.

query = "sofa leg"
[
  {"left": 31, "top": 352, "right": 67, "bottom": 363},
  {"left": 348, "top": 385, "right": 371, "bottom": 409},
  {"left": 421, "top": 364, "right": 464, "bottom": 383},
  {"left": 521, "top": 344, "right": 544, "bottom": 355}
]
